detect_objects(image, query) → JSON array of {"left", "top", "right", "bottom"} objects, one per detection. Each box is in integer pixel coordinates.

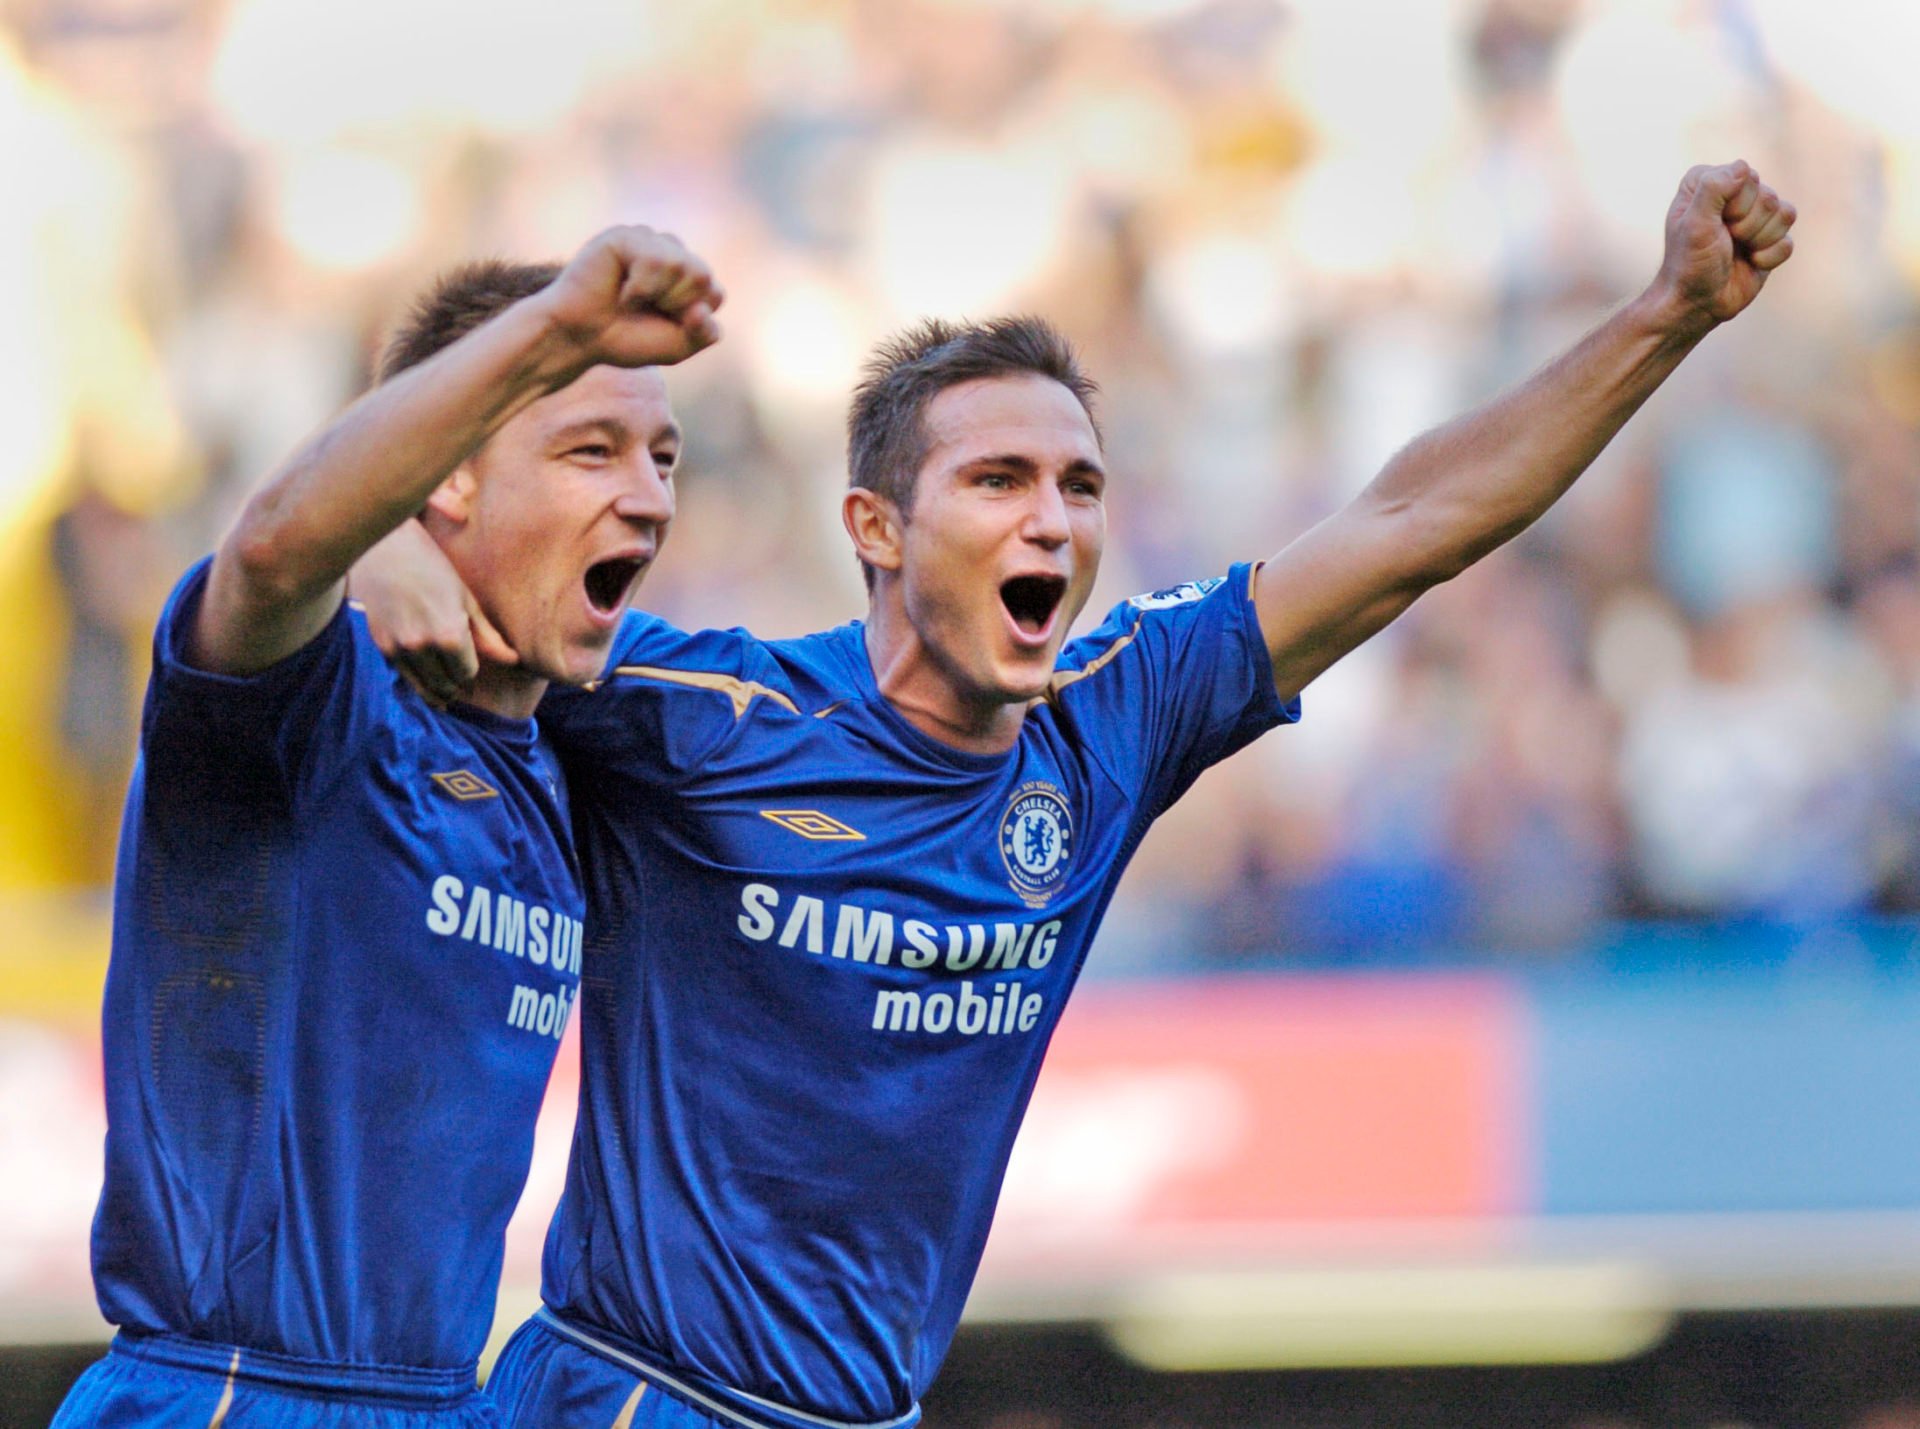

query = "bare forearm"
[
  {"left": 1255, "top": 161, "right": 1795, "bottom": 701},
  {"left": 195, "top": 224, "right": 720, "bottom": 676},
  {"left": 223, "top": 297, "right": 583, "bottom": 609},
  {"left": 1258, "top": 289, "right": 1715, "bottom": 701},
  {"left": 1369, "top": 287, "right": 1711, "bottom": 581}
]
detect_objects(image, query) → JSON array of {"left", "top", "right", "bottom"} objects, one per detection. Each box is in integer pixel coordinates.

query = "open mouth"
[
  {"left": 584, "top": 557, "right": 644, "bottom": 614},
  {"left": 1000, "top": 573, "right": 1068, "bottom": 639}
]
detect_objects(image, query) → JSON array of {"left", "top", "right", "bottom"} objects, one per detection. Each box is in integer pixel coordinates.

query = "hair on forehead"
[
  {"left": 376, "top": 259, "right": 563, "bottom": 385},
  {"left": 847, "top": 315, "right": 1101, "bottom": 517}
]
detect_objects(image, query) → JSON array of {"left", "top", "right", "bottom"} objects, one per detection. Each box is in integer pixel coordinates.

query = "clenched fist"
[
  {"left": 537, "top": 225, "right": 726, "bottom": 371},
  {"left": 1655, "top": 161, "right": 1796, "bottom": 328}
]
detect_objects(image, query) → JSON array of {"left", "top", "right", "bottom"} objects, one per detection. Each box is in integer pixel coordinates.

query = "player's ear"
[
  {"left": 842, "top": 487, "right": 904, "bottom": 577},
  {"left": 424, "top": 465, "right": 479, "bottom": 526}
]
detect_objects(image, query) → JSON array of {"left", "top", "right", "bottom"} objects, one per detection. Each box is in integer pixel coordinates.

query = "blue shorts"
[
  {"left": 51, "top": 1332, "right": 496, "bottom": 1429},
  {"left": 484, "top": 1312, "right": 918, "bottom": 1429}
]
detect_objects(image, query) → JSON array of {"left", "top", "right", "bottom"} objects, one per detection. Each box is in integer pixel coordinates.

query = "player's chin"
[
  {"left": 991, "top": 653, "right": 1057, "bottom": 705},
  {"left": 550, "top": 633, "right": 617, "bottom": 688}
]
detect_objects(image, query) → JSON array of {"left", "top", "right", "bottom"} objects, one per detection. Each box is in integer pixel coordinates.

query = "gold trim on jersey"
[
  {"left": 1041, "top": 618, "right": 1141, "bottom": 705},
  {"left": 603, "top": 666, "right": 800, "bottom": 719},
  {"left": 599, "top": 621, "right": 1141, "bottom": 725}
]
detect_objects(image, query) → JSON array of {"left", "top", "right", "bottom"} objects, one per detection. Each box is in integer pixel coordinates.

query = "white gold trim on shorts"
[{"left": 532, "top": 1309, "right": 919, "bottom": 1429}]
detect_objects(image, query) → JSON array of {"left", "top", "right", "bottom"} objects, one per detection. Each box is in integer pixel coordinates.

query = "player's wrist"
[
  {"left": 1633, "top": 276, "right": 1722, "bottom": 347},
  {"left": 516, "top": 287, "right": 610, "bottom": 391}
]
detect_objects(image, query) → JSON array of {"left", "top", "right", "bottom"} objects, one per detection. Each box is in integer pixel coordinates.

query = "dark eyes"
[
  {"left": 564, "top": 443, "right": 678, "bottom": 474},
  {"left": 975, "top": 470, "right": 1102, "bottom": 497}
]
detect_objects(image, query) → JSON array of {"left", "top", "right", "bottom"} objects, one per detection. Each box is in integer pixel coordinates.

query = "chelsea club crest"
[{"left": 1000, "top": 781, "right": 1073, "bottom": 907}]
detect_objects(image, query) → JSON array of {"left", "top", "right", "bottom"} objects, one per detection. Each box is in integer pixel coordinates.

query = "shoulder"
[
  {"left": 1051, "top": 567, "right": 1252, "bottom": 691},
  {"left": 141, "top": 561, "right": 409, "bottom": 800},
  {"left": 598, "top": 607, "right": 755, "bottom": 673},
  {"left": 543, "top": 614, "right": 868, "bottom": 747},
  {"left": 592, "top": 612, "right": 863, "bottom": 709},
  {"left": 150, "top": 555, "right": 383, "bottom": 704},
  {"left": 594, "top": 610, "right": 784, "bottom": 700},
  {"left": 764, "top": 621, "right": 870, "bottom": 699}
]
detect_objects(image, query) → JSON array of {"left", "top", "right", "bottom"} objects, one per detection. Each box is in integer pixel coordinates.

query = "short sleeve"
[
  {"left": 140, "top": 556, "right": 391, "bottom": 802},
  {"left": 538, "top": 611, "right": 788, "bottom": 786},
  {"left": 1047, "top": 562, "right": 1299, "bottom": 819}
]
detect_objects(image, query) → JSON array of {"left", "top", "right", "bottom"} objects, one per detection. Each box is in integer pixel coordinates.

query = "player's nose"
[
  {"left": 1022, "top": 481, "right": 1070, "bottom": 548},
  {"left": 613, "top": 460, "right": 676, "bottom": 527}
]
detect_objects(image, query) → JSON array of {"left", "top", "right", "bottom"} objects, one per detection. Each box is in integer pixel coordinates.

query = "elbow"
[
  {"left": 1358, "top": 499, "right": 1467, "bottom": 593},
  {"left": 1420, "top": 528, "right": 1508, "bottom": 586},
  {"left": 1381, "top": 497, "right": 1524, "bottom": 590},
  {"left": 224, "top": 499, "right": 317, "bottom": 608}
]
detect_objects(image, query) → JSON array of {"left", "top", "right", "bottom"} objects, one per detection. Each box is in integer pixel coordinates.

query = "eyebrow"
[
  {"left": 549, "top": 418, "right": 684, "bottom": 449},
  {"left": 961, "top": 452, "right": 1106, "bottom": 480}
]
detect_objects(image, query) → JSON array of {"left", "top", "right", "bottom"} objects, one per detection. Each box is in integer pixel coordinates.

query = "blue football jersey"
[
  {"left": 91, "top": 558, "right": 584, "bottom": 1380},
  {"left": 535, "top": 562, "right": 1296, "bottom": 1425}
]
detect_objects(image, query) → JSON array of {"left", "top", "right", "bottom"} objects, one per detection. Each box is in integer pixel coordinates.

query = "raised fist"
[
  {"left": 1657, "top": 161, "right": 1796, "bottom": 326},
  {"left": 539, "top": 225, "right": 726, "bottom": 370}
]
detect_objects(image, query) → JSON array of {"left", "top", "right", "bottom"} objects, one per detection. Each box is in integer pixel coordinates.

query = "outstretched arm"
[
  {"left": 1256, "top": 160, "right": 1796, "bottom": 702},
  {"left": 193, "top": 227, "right": 723, "bottom": 675}
]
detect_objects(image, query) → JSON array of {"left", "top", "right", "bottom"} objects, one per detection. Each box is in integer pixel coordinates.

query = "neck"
[
  {"left": 863, "top": 598, "right": 1028, "bottom": 756},
  {"left": 462, "top": 661, "right": 548, "bottom": 721}
]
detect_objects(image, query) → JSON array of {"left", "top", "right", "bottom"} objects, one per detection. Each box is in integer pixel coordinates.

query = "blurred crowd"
[{"left": 7, "top": 0, "right": 1920, "bottom": 964}]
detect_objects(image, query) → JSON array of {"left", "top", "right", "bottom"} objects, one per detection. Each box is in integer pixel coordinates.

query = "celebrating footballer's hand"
[
  {"left": 351, "top": 518, "right": 502, "bottom": 706},
  {"left": 1652, "top": 161, "right": 1796, "bottom": 330},
  {"left": 537, "top": 225, "right": 726, "bottom": 374}
]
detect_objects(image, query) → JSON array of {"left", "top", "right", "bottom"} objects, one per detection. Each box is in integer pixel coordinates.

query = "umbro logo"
[
  {"left": 760, "top": 810, "right": 865, "bottom": 841},
  {"left": 430, "top": 769, "right": 499, "bottom": 802}
]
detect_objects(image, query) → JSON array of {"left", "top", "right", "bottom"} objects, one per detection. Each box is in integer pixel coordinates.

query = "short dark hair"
[
  {"left": 847, "top": 315, "right": 1101, "bottom": 518},
  {"left": 376, "top": 259, "right": 563, "bottom": 384}
]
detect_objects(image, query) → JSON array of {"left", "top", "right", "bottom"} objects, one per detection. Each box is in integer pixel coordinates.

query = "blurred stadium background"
[{"left": 6, "top": 0, "right": 1920, "bottom": 1423}]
